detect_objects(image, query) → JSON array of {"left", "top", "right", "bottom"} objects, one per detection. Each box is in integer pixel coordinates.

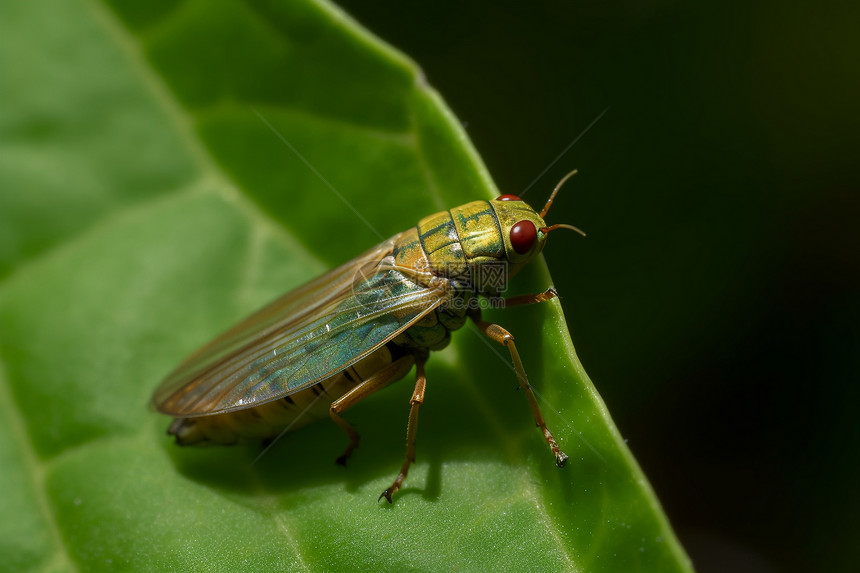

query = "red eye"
[
  {"left": 496, "top": 194, "right": 522, "bottom": 201},
  {"left": 510, "top": 220, "right": 537, "bottom": 254}
]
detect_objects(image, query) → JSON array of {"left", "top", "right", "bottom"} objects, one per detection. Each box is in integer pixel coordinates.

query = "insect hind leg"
[
  {"left": 379, "top": 353, "right": 428, "bottom": 503},
  {"left": 329, "top": 355, "right": 415, "bottom": 466}
]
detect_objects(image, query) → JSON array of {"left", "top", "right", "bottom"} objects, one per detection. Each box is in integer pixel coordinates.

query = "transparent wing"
[{"left": 154, "top": 232, "right": 447, "bottom": 417}]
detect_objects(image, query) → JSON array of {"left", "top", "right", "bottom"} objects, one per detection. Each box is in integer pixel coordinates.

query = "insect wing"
[{"left": 154, "top": 232, "right": 447, "bottom": 417}]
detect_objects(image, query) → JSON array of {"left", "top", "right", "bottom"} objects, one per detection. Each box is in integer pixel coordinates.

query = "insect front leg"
[
  {"left": 379, "top": 351, "right": 428, "bottom": 503},
  {"left": 502, "top": 287, "right": 558, "bottom": 308},
  {"left": 469, "top": 310, "right": 569, "bottom": 468},
  {"left": 329, "top": 355, "right": 415, "bottom": 466}
]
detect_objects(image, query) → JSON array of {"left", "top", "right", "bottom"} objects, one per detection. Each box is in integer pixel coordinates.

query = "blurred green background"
[{"left": 335, "top": 1, "right": 860, "bottom": 571}]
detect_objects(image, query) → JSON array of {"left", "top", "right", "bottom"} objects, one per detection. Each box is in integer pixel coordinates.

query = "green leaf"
[{"left": 0, "top": 0, "right": 692, "bottom": 571}]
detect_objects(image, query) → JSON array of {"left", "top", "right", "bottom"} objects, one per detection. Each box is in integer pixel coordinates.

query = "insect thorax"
[
  {"left": 402, "top": 201, "right": 511, "bottom": 293},
  {"left": 387, "top": 201, "right": 513, "bottom": 352}
]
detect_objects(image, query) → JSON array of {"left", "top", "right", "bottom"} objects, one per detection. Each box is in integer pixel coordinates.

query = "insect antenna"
[
  {"left": 539, "top": 169, "right": 578, "bottom": 219},
  {"left": 539, "top": 169, "right": 586, "bottom": 236},
  {"left": 542, "top": 223, "right": 586, "bottom": 237}
]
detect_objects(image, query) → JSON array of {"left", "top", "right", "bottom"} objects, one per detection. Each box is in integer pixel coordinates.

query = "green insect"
[{"left": 153, "top": 171, "right": 584, "bottom": 502}]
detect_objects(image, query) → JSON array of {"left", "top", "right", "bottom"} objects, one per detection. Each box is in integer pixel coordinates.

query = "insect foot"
[
  {"left": 378, "top": 488, "right": 395, "bottom": 504},
  {"left": 378, "top": 455, "right": 416, "bottom": 503}
]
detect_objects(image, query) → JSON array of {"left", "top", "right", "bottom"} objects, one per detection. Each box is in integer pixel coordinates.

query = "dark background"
[{"left": 336, "top": 1, "right": 859, "bottom": 571}]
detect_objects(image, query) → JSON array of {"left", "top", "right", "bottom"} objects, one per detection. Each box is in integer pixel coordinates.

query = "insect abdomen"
[{"left": 168, "top": 345, "right": 405, "bottom": 446}]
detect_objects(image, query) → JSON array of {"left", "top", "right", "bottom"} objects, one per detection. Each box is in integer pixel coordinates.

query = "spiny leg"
[
  {"left": 379, "top": 354, "right": 428, "bottom": 503},
  {"left": 330, "top": 356, "right": 415, "bottom": 466},
  {"left": 470, "top": 310, "right": 568, "bottom": 467}
]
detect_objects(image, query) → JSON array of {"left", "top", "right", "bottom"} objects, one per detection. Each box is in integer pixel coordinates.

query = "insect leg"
[
  {"left": 379, "top": 352, "right": 428, "bottom": 503},
  {"left": 329, "top": 355, "right": 415, "bottom": 465},
  {"left": 502, "top": 287, "right": 558, "bottom": 307},
  {"left": 469, "top": 311, "right": 569, "bottom": 468}
]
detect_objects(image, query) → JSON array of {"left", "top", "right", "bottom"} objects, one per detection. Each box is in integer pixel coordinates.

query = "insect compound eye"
[
  {"left": 510, "top": 220, "right": 537, "bottom": 255},
  {"left": 495, "top": 194, "right": 522, "bottom": 201}
]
